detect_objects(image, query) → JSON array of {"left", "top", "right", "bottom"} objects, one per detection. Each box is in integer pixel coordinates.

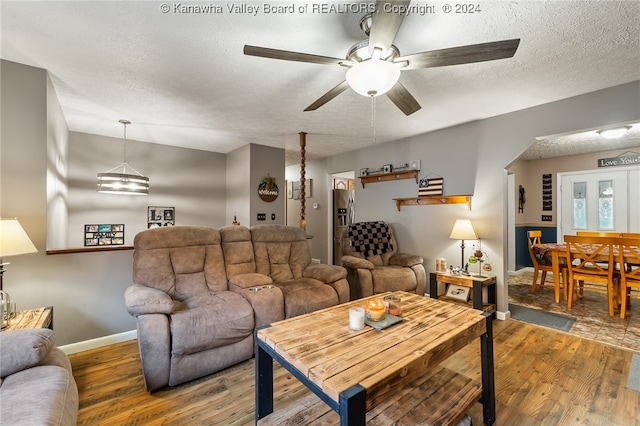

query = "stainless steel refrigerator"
[{"left": 333, "top": 189, "right": 355, "bottom": 265}]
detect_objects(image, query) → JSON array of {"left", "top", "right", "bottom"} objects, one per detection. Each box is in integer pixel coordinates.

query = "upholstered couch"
[
  {"left": 125, "top": 224, "right": 349, "bottom": 392},
  {"left": 341, "top": 221, "right": 426, "bottom": 299},
  {"left": 0, "top": 328, "right": 79, "bottom": 425}
]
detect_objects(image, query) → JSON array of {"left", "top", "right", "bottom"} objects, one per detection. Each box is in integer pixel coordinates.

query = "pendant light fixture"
[{"left": 97, "top": 120, "right": 149, "bottom": 195}]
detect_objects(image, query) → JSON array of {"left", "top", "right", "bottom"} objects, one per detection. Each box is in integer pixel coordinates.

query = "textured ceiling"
[{"left": 1, "top": 1, "right": 639, "bottom": 165}]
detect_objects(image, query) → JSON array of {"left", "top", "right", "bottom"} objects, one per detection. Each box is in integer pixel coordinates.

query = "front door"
[{"left": 559, "top": 169, "right": 628, "bottom": 240}]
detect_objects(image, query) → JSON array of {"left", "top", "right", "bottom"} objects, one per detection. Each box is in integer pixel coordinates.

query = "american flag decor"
[{"left": 418, "top": 177, "right": 444, "bottom": 196}]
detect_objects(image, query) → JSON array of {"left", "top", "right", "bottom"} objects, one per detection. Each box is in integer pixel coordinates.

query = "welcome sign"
[{"left": 597, "top": 154, "right": 640, "bottom": 168}]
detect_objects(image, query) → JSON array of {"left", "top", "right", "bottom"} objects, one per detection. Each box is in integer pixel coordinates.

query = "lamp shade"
[
  {"left": 0, "top": 218, "right": 38, "bottom": 257},
  {"left": 345, "top": 58, "right": 401, "bottom": 97},
  {"left": 449, "top": 219, "right": 478, "bottom": 240}
]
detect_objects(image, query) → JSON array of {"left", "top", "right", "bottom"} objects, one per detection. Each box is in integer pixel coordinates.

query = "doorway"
[
  {"left": 330, "top": 171, "right": 355, "bottom": 265},
  {"left": 558, "top": 168, "right": 638, "bottom": 240}
]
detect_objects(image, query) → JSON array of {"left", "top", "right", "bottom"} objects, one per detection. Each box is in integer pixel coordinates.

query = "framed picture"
[
  {"left": 148, "top": 206, "right": 175, "bottom": 228},
  {"left": 446, "top": 284, "right": 470, "bottom": 302},
  {"left": 84, "top": 224, "right": 125, "bottom": 246},
  {"left": 289, "top": 179, "right": 312, "bottom": 200}
]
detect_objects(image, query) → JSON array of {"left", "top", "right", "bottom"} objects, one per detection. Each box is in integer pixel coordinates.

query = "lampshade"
[
  {"left": 0, "top": 218, "right": 38, "bottom": 257},
  {"left": 97, "top": 119, "right": 149, "bottom": 195},
  {"left": 345, "top": 58, "right": 401, "bottom": 97},
  {"left": 597, "top": 126, "right": 631, "bottom": 139},
  {"left": 97, "top": 170, "right": 150, "bottom": 195},
  {"left": 449, "top": 219, "right": 478, "bottom": 240}
]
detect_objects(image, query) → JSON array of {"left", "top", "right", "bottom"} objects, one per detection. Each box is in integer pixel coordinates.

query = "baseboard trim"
[{"left": 59, "top": 330, "right": 137, "bottom": 355}]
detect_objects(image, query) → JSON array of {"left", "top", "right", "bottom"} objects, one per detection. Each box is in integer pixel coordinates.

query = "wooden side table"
[
  {"left": 430, "top": 272, "right": 496, "bottom": 316},
  {"left": 3, "top": 306, "right": 53, "bottom": 331}
]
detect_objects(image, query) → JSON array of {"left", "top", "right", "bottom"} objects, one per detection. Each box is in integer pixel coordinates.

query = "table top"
[
  {"left": 256, "top": 291, "right": 487, "bottom": 410},
  {"left": 433, "top": 271, "right": 496, "bottom": 285},
  {"left": 4, "top": 307, "right": 52, "bottom": 331}
]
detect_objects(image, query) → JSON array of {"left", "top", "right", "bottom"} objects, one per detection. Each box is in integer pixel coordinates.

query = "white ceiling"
[{"left": 2, "top": 1, "right": 639, "bottom": 165}]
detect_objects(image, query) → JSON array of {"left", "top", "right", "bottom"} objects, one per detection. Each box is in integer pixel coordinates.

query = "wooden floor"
[{"left": 69, "top": 319, "right": 640, "bottom": 425}]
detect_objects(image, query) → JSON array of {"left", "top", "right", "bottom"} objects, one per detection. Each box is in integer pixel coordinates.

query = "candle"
[
  {"left": 349, "top": 307, "right": 365, "bottom": 330},
  {"left": 366, "top": 298, "right": 386, "bottom": 321},
  {"left": 384, "top": 295, "right": 402, "bottom": 316}
]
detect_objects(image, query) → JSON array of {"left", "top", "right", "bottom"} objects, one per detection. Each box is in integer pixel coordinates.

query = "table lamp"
[
  {"left": 0, "top": 218, "right": 38, "bottom": 329},
  {"left": 449, "top": 219, "right": 478, "bottom": 268}
]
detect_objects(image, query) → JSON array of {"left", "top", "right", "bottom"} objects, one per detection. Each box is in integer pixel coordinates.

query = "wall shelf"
[
  {"left": 392, "top": 195, "right": 472, "bottom": 211},
  {"left": 359, "top": 170, "right": 419, "bottom": 188}
]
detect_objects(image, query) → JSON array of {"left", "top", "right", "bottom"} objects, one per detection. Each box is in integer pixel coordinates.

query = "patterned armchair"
[{"left": 341, "top": 221, "right": 426, "bottom": 300}]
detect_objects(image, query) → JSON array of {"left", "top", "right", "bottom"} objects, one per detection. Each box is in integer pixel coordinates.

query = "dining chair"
[
  {"left": 576, "top": 231, "right": 621, "bottom": 237},
  {"left": 527, "top": 230, "right": 565, "bottom": 295},
  {"left": 564, "top": 235, "right": 619, "bottom": 316},
  {"left": 618, "top": 237, "right": 640, "bottom": 319}
]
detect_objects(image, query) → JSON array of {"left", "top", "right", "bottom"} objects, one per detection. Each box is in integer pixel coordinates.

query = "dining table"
[{"left": 534, "top": 238, "right": 639, "bottom": 304}]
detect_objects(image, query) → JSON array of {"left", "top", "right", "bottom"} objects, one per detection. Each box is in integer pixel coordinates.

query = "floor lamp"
[{"left": 449, "top": 219, "right": 478, "bottom": 269}]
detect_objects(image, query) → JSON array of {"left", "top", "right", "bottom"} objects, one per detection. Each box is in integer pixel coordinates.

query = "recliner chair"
[{"left": 341, "top": 221, "right": 426, "bottom": 300}]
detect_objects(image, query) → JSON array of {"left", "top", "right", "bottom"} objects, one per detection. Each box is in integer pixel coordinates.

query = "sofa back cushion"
[
  {"left": 133, "top": 226, "right": 228, "bottom": 300},
  {"left": 220, "top": 225, "right": 256, "bottom": 277},
  {"left": 251, "top": 225, "right": 311, "bottom": 282},
  {"left": 342, "top": 221, "right": 399, "bottom": 266}
]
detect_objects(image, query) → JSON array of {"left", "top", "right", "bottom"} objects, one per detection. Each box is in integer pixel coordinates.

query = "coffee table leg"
[
  {"left": 255, "top": 343, "right": 274, "bottom": 422},
  {"left": 480, "top": 313, "right": 496, "bottom": 425},
  {"left": 339, "top": 384, "right": 366, "bottom": 426}
]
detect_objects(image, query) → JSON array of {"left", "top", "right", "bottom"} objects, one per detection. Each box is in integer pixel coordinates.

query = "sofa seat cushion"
[
  {"left": 170, "top": 291, "right": 254, "bottom": 356},
  {"left": 276, "top": 278, "right": 339, "bottom": 318},
  {"left": 371, "top": 266, "right": 417, "bottom": 293},
  {"left": 0, "top": 364, "right": 79, "bottom": 426}
]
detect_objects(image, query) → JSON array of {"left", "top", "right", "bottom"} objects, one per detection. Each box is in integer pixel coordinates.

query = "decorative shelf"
[
  {"left": 392, "top": 195, "right": 472, "bottom": 211},
  {"left": 359, "top": 170, "right": 419, "bottom": 188}
]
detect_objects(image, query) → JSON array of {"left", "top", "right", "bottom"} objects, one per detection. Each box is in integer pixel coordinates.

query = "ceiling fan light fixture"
[
  {"left": 345, "top": 58, "right": 400, "bottom": 97},
  {"left": 597, "top": 126, "right": 631, "bottom": 139}
]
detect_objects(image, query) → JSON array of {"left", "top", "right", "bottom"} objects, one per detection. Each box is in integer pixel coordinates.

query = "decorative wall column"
[{"left": 299, "top": 132, "right": 306, "bottom": 230}]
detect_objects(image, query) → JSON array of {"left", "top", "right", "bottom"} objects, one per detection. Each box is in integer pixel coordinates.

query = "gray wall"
[
  {"left": 1, "top": 60, "right": 279, "bottom": 346},
  {"left": 296, "top": 81, "right": 640, "bottom": 316}
]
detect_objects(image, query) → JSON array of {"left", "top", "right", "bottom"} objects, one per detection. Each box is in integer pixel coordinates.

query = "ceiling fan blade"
[
  {"left": 368, "top": 0, "right": 410, "bottom": 55},
  {"left": 304, "top": 81, "right": 350, "bottom": 111},
  {"left": 386, "top": 82, "right": 421, "bottom": 116},
  {"left": 244, "top": 45, "right": 345, "bottom": 65},
  {"left": 396, "top": 39, "right": 520, "bottom": 70}
]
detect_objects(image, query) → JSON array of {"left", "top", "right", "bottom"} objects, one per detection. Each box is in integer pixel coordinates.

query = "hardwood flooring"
[{"left": 69, "top": 319, "right": 640, "bottom": 425}]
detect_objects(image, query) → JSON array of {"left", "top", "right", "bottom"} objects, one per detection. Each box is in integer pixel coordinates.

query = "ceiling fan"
[{"left": 244, "top": 0, "right": 520, "bottom": 116}]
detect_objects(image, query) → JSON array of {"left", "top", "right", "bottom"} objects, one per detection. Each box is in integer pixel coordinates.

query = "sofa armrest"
[
  {"left": 229, "top": 280, "right": 284, "bottom": 328},
  {"left": 124, "top": 285, "right": 174, "bottom": 317},
  {"left": 0, "top": 328, "right": 55, "bottom": 377},
  {"left": 341, "top": 255, "right": 374, "bottom": 270},
  {"left": 389, "top": 252, "right": 424, "bottom": 268},
  {"left": 303, "top": 264, "right": 347, "bottom": 283}
]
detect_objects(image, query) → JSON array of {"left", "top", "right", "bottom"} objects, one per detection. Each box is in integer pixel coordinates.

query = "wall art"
[
  {"left": 148, "top": 206, "right": 175, "bottom": 228},
  {"left": 84, "top": 224, "right": 124, "bottom": 246}
]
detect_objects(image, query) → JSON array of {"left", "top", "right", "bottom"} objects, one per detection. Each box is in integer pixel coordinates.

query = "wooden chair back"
[
  {"left": 564, "top": 235, "right": 619, "bottom": 315},
  {"left": 618, "top": 237, "right": 640, "bottom": 284},
  {"left": 527, "top": 230, "right": 547, "bottom": 267},
  {"left": 564, "top": 235, "right": 617, "bottom": 280},
  {"left": 621, "top": 232, "right": 640, "bottom": 238},
  {"left": 617, "top": 237, "right": 640, "bottom": 318},
  {"left": 576, "top": 231, "right": 621, "bottom": 237}
]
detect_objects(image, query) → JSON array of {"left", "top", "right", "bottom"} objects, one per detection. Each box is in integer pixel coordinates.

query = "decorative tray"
[{"left": 365, "top": 313, "right": 402, "bottom": 330}]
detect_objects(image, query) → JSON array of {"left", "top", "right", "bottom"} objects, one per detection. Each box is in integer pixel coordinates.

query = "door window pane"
[
  {"left": 598, "top": 180, "right": 614, "bottom": 230},
  {"left": 573, "top": 182, "right": 587, "bottom": 229}
]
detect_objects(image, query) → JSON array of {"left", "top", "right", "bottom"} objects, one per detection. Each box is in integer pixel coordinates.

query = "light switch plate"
[{"left": 409, "top": 160, "right": 420, "bottom": 170}]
